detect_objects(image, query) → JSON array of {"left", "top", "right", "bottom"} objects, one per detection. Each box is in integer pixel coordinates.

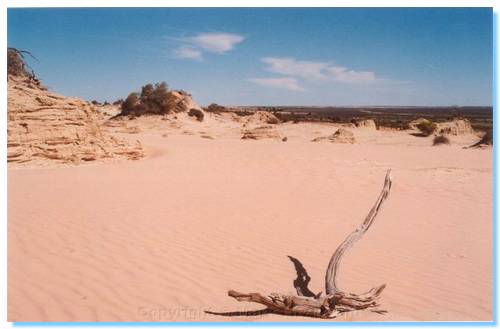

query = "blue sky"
[{"left": 8, "top": 8, "right": 493, "bottom": 106}]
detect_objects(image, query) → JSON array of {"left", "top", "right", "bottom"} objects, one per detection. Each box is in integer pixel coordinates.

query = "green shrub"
[
  {"left": 120, "top": 82, "right": 176, "bottom": 116},
  {"left": 416, "top": 120, "right": 437, "bottom": 137}
]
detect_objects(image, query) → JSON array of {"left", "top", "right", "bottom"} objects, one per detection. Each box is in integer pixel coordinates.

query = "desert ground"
[{"left": 7, "top": 76, "right": 493, "bottom": 322}]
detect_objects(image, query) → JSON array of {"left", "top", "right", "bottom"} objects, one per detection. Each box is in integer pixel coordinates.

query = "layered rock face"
[{"left": 7, "top": 76, "right": 144, "bottom": 165}]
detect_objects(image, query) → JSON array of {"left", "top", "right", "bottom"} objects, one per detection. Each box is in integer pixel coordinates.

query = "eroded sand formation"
[
  {"left": 241, "top": 125, "right": 283, "bottom": 140},
  {"left": 7, "top": 75, "right": 144, "bottom": 165},
  {"left": 354, "top": 119, "right": 377, "bottom": 129},
  {"left": 311, "top": 128, "right": 356, "bottom": 143},
  {"left": 408, "top": 117, "right": 475, "bottom": 136},
  {"left": 437, "top": 118, "right": 475, "bottom": 136}
]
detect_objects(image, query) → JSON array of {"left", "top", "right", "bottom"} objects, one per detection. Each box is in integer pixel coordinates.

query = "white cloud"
[
  {"left": 174, "top": 46, "right": 203, "bottom": 60},
  {"left": 247, "top": 77, "right": 305, "bottom": 92},
  {"left": 183, "top": 33, "right": 245, "bottom": 54},
  {"left": 261, "top": 57, "right": 376, "bottom": 84},
  {"left": 326, "top": 66, "right": 376, "bottom": 83},
  {"left": 262, "top": 57, "right": 329, "bottom": 80}
]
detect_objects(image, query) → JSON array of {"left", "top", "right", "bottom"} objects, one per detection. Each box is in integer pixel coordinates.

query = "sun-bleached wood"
[
  {"left": 220, "top": 170, "right": 392, "bottom": 319},
  {"left": 325, "top": 169, "right": 392, "bottom": 295}
]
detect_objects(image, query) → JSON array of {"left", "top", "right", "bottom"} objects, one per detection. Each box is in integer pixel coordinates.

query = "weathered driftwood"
[{"left": 220, "top": 170, "right": 392, "bottom": 319}]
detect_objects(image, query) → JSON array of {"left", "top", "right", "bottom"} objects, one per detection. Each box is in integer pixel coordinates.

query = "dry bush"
[
  {"left": 121, "top": 93, "right": 140, "bottom": 115},
  {"left": 206, "top": 103, "right": 226, "bottom": 113},
  {"left": 8, "top": 48, "right": 39, "bottom": 83},
  {"left": 188, "top": 108, "right": 204, "bottom": 121},
  {"left": 119, "top": 82, "right": 176, "bottom": 116},
  {"left": 416, "top": 120, "right": 437, "bottom": 137},
  {"left": 8, "top": 48, "right": 27, "bottom": 76},
  {"left": 433, "top": 135, "right": 450, "bottom": 146}
]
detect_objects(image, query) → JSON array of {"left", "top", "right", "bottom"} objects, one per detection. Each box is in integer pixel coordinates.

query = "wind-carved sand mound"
[
  {"left": 436, "top": 119, "right": 474, "bottom": 136},
  {"left": 240, "top": 112, "right": 282, "bottom": 140},
  {"left": 409, "top": 118, "right": 475, "bottom": 136},
  {"left": 311, "top": 128, "right": 356, "bottom": 144},
  {"left": 354, "top": 119, "right": 377, "bottom": 129},
  {"left": 241, "top": 125, "right": 282, "bottom": 140},
  {"left": 7, "top": 76, "right": 144, "bottom": 165},
  {"left": 246, "top": 111, "right": 280, "bottom": 125},
  {"left": 171, "top": 90, "right": 204, "bottom": 114}
]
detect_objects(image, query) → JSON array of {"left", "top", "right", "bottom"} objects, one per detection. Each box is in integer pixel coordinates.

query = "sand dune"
[{"left": 8, "top": 117, "right": 492, "bottom": 321}]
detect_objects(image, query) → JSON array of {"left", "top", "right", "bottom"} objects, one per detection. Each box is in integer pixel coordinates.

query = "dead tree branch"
[
  {"left": 211, "top": 170, "right": 393, "bottom": 319},
  {"left": 325, "top": 169, "right": 392, "bottom": 295}
]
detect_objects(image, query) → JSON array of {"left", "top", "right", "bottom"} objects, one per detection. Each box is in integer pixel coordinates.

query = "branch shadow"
[
  {"left": 205, "top": 308, "right": 273, "bottom": 317},
  {"left": 287, "top": 255, "right": 320, "bottom": 298}
]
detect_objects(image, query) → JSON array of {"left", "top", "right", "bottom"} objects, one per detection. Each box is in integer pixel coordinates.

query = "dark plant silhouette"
[
  {"left": 119, "top": 82, "right": 177, "bottom": 116},
  {"left": 7, "top": 47, "right": 38, "bottom": 78},
  {"left": 433, "top": 135, "right": 450, "bottom": 146}
]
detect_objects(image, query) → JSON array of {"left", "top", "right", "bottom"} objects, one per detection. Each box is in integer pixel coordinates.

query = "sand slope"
[{"left": 8, "top": 125, "right": 492, "bottom": 321}]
